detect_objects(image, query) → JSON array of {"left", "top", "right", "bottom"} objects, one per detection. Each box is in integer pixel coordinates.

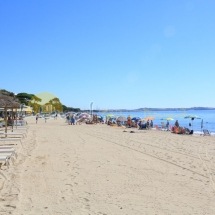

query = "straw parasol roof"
[
  {"left": 0, "top": 93, "right": 20, "bottom": 135},
  {"left": 0, "top": 93, "right": 20, "bottom": 108}
]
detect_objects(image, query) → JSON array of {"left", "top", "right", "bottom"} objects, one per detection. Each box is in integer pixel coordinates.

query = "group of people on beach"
[
  {"left": 66, "top": 114, "right": 76, "bottom": 125},
  {"left": 35, "top": 113, "right": 57, "bottom": 124},
  {"left": 107, "top": 116, "right": 154, "bottom": 130},
  {"left": 171, "top": 119, "right": 193, "bottom": 134},
  {"left": 138, "top": 120, "right": 153, "bottom": 129},
  {"left": 107, "top": 116, "right": 193, "bottom": 135},
  {"left": 34, "top": 111, "right": 194, "bottom": 136}
]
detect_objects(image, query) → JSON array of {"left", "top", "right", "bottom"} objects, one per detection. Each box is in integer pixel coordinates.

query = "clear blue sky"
[{"left": 1, "top": 0, "right": 215, "bottom": 110}]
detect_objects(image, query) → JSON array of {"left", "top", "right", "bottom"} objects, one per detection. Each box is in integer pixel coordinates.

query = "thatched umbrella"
[{"left": 0, "top": 94, "right": 20, "bottom": 135}]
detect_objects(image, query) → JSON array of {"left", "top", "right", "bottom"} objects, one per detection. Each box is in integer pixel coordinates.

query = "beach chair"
[
  {"left": 0, "top": 137, "right": 22, "bottom": 145},
  {"left": 0, "top": 155, "right": 10, "bottom": 167},
  {"left": 154, "top": 125, "right": 161, "bottom": 130},
  {"left": 0, "top": 147, "right": 17, "bottom": 158},
  {"left": 160, "top": 122, "right": 168, "bottom": 131},
  {"left": 0, "top": 146, "right": 16, "bottom": 150},
  {"left": 0, "top": 131, "right": 26, "bottom": 138},
  {"left": 0, "top": 146, "right": 17, "bottom": 167},
  {"left": 13, "top": 120, "right": 27, "bottom": 126},
  {"left": 13, "top": 127, "right": 28, "bottom": 134},
  {"left": 203, "top": 129, "right": 211, "bottom": 136}
]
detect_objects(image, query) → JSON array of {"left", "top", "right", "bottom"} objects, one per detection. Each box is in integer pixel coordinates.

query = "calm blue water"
[{"left": 96, "top": 109, "right": 215, "bottom": 134}]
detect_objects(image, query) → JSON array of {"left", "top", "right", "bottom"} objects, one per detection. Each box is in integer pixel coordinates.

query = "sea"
[{"left": 96, "top": 109, "right": 215, "bottom": 135}]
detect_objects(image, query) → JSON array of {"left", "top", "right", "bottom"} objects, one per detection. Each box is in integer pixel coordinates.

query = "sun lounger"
[
  {"left": 0, "top": 145, "right": 14, "bottom": 148},
  {"left": 0, "top": 132, "right": 26, "bottom": 138},
  {"left": 0, "top": 146, "right": 17, "bottom": 167},
  {"left": 0, "top": 148, "right": 17, "bottom": 158},
  {"left": 13, "top": 127, "right": 28, "bottom": 133},
  {"left": 1, "top": 126, "right": 28, "bottom": 134},
  {"left": 13, "top": 120, "right": 27, "bottom": 126},
  {"left": 0, "top": 137, "right": 22, "bottom": 145},
  {"left": 203, "top": 129, "right": 211, "bottom": 136},
  {"left": 0, "top": 155, "right": 10, "bottom": 167},
  {"left": 0, "top": 146, "right": 16, "bottom": 150},
  {"left": 11, "top": 131, "right": 26, "bottom": 137}
]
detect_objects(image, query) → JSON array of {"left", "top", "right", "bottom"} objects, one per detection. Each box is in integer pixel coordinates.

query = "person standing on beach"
[
  {"left": 146, "top": 120, "right": 150, "bottom": 129},
  {"left": 150, "top": 120, "right": 153, "bottom": 128},
  {"left": 36, "top": 114, "right": 39, "bottom": 124},
  {"left": 127, "top": 116, "right": 131, "bottom": 127},
  {"left": 70, "top": 114, "right": 75, "bottom": 125},
  {"left": 66, "top": 114, "right": 70, "bottom": 124},
  {"left": 166, "top": 120, "right": 170, "bottom": 130}
]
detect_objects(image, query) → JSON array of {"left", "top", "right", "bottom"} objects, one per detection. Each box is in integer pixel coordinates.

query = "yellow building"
[
  {"left": 42, "top": 104, "right": 55, "bottom": 113},
  {"left": 17, "top": 105, "right": 33, "bottom": 115}
]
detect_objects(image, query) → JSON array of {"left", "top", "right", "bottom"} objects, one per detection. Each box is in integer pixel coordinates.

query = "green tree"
[
  {"left": 62, "top": 105, "right": 80, "bottom": 112},
  {"left": 29, "top": 95, "right": 42, "bottom": 113},
  {"left": 49, "top": 97, "right": 63, "bottom": 112},
  {"left": 0, "top": 89, "right": 15, "bottom": 97},
  {"left": 16, "top": 93, "right": 34, "bottom": 105}
]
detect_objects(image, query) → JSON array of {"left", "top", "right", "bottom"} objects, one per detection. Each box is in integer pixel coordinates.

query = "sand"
[{"left": 0, "top": 116, "right": 215, "bottom": 215}]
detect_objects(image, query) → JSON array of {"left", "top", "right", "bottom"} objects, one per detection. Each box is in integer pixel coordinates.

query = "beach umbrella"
[
  {"left": 79, "top": 113, "right": 91, "bottom": 119},
  {"left": 184, "top": 115, "right": 201, "bottom": 120},
  {"left": 160, "top": 117, "right": 174, "bottom": 121},
  {"left": 106, "top": 114, "right": 116, "bottom": 120},
  {"left": 184, "top": 115, "right": 201, "bottom": 130},
  {"left": 132, "top": 117, "right": 141, "bottom": 121},
  {"left": 0, "top": 94, "right": 20, "bottom": 135},
  {"left": 97, "top": 115, "right": 103, "bottom": 120},
  {"left": 116, "top": 116, "right": 127, "bottom": 122}
]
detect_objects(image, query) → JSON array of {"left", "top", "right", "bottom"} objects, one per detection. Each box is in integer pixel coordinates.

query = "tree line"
[{"left": 0, "top": 89, "right": 80, "bottom": 113}]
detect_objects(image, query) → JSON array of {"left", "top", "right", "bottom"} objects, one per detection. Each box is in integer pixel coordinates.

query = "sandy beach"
[{"left": 0, "top": 116, "right": 215, "bottom": 215}]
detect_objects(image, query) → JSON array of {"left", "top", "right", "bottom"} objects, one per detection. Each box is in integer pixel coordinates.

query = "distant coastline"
[{"left": 92, "top": 107, "right": 215, "bottom": 112}]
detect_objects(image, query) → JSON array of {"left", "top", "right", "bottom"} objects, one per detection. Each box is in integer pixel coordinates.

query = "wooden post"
[
  {"left": 11, "top": 108, "right": 14, "bottom": 132},
  {"left": 4, "top": 107, "right": 7, "bottom": 137},
  {"left": 16, "top": 108, "right": 18, "bottom": 129}
]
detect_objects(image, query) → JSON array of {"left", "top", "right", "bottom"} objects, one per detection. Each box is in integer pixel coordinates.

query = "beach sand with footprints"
[{"left": 0, "top": 116, "right": 215, "bottom": 214}]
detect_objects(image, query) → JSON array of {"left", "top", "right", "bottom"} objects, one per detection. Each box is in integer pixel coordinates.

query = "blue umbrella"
[{"left": 132, "top": 117, "right": 140, "bottom": 121}]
